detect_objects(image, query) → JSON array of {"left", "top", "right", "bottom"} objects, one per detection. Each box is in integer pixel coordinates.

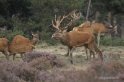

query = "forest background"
[{"left": 0, "top": 0, "right": 124, "bottom": 46}]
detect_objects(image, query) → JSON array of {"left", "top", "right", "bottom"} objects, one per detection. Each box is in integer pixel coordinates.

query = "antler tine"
[
  {"left": 52, "top": 20, "right": 58, "bottom": 29},
  {"left": 64, "top": 19, "right": 73, "bottom": 29},
  {"left": 59, "top": 15, "right": 69, "bottom": 24},
  {"left": 51, "top": 15, "right": 59, "bottom": 29},
  {"left": 66, "top": 10, "right": 81, "bottom": 27},
  {"left": 52, "top": 14, "right": 68, "bottom": 29},
  {"left": 70, "top": 11, "right": 81, "bottom": 20}
]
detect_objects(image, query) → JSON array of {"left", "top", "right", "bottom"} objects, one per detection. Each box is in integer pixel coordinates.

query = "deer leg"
[
  {"left": 84, "top": 46, "right": 88, "bottom": 60},
  {"left": 90, "top": 49, "right": 95, "bottom": 59},
  {"left": 93, "top": 43, "right": 103, "bottom": 61},
  {"left": 2, "top": 50, "right": 9, "bottom": 61},
  {"left": 97, "top": 32, "right": 101, "bottom": 47},
  {"left": 89, "top": 50, "right": 92, "bottom": 59},
  {"left": 13, "top": 54, "right": 16, "bottom": 60},
  {"left": 87, "top": 44, "right": 95, "bottom": 60},
  {"left": 20, "top": 54, "right": 24, "bottom": 60},
  {"left": 65, "top": 46, "right": 69, "bottom": 56},
  {"left": 69, "top": 47, "right": 75, "bottom": 64},
  {"left": 92, "top": 50, "right": 95, "bottom": 58}
]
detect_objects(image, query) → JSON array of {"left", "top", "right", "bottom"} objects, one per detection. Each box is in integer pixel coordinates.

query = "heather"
[
  {"left": 42, "top": 60, "right": 124, "bottom": 82},
  {"left": 0, "top": 50, "right": 124, "bottom": 82},
  {"left": 25, "top": 51, "right": 66, "bottom": 68}
]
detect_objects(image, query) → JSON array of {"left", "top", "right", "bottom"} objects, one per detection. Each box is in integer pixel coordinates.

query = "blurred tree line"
[{"left": 0, "top": 0, "right": 124, "bottom": 45}]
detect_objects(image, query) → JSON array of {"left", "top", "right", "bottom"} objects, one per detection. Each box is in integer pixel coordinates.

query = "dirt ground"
[{"left": 0, "top": 45, "right": 124, "bottom": 70}]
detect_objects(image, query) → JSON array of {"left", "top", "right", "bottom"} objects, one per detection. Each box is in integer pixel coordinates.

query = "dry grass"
[{"left": 0, "top": 45, "right": 124, "bottom": 70}]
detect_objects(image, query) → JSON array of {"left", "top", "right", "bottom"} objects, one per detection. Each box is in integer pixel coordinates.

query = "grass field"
[
  {"left": 1, "top": 45, "right": 123, "bottom": 70},
  {"left": 0, "top": 45, "right": 124, "bottom": 82}
]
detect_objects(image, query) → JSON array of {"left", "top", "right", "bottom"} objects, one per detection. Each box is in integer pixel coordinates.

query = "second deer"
[
  {"left": 73, "top": 21, "right": 118, "bottom": 47},
  {"left": 9, "top": 32, "right": 39, "bottom": 61}
]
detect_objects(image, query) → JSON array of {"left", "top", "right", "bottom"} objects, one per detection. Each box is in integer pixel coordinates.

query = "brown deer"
[
  {"left": 73, "top": 21, "right": 118, "bottom": 47},
  {"left": 10, "top": 32, "right": 39, "bottom": 60},
  {"left": 51, "top": 13, "right": 103, "bottom": 64},
  {"left": 0, "top": 37, "right": 9, "bottom": 60},
  {"left": 64, "top": 11, "right": 95, "bottom": 60},
  {"left": 9, "top": 43, "right": 35, "bottom": 61},
  {"left": 11, "top": 31, "right": 39, "bottom": 45}
]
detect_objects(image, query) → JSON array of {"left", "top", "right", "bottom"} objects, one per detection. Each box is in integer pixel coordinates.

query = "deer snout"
[
  {"left": 110, "top": 25, "right": 113, "bottom": 28},
  {"left": 51, "top": 34, "right": 55, "bottom": 38}
]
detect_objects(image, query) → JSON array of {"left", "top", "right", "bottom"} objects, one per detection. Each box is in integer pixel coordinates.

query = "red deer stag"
[
  {"left": 10, "top": 32, "right": 39, "bottom": 60},
  {"left": 51, "top": 13, "right": 103, "bottom": 64},
  {"left": 62, "top": 11, "right": 95, "bottom": 60},
  {"left": 0, "top": 37, "right": 9, "bottom": 60}
]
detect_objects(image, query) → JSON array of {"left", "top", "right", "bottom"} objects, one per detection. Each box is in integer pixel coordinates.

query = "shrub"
[
  {"left": 100, "top": 37, "right": 124, "bottom": 46},
  {"left": 0, "top": 55, "right": 124, "bottom": 82},
  {"left": 41, "top": 60, "right": 124, "bottom": 82},
  {"left": 29, "top": 57, "right": 52, "bottom": 71},
  {"left": 0, "top": 62, "right": 41, "bottom": 82},
  {"left": 25, "top": 51, "right": 66, "bottom": 68}
]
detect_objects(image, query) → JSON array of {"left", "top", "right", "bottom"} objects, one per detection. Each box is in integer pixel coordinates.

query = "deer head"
[
  {"left": 31, "top": 31, "right": 39, "bottom": 45},
  {"left": 51, "top": 11, "right": 81, "bottom": 39},
  {"left": 103, "top": 21, "right": 113, "bottom": 28}
]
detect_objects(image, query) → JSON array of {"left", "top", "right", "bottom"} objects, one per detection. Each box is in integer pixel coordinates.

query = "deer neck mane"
[{"left": 60, "top": 32, "right": 70, "bottom": 46}]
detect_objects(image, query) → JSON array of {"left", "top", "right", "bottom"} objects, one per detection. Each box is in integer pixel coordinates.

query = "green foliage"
[
  {"left": 0, "top": 30, "right": 23, "bottom": 40},
  {"left": 1, "top": 0, "right": 124, "bottom": 46},
  {"left": 100, "top": 37, "right": 124, "bottom": 46}
]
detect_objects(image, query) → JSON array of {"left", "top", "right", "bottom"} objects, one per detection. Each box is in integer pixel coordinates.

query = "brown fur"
[
  {"left": 10, "top": 33, "right": 39, "bottom": 61},
  {"left": 9, "top": 43, "right": 35, "bottom": 61},
  {"left": 52, "top": 29, "right": 103, "bottom": 64},
  {"left": 0, "top": 38, "right": 9, "bottom": 60},
  {"left": 9, "top": 33, "right": 39, "bottom": 60},
  {"left": 12, "top": 33, "right": 39, "bottom": 45},
  {"left": 73, "top": 21, "right": 117, "bottom": 47}
]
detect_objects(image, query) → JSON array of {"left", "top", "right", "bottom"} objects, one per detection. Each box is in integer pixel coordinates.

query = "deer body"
[
  {"left": 10, "top": 32, "right": 39, "bottom": 61},
  {"left": 73, "top": 21, "right": 117, "bottom": 47},
  {"left": 9, "top": 43, "right": 35, "bottom": 61},
  {"left": 0, "top": 38, "right": 9, "bottom": 60},
  {"left": 51, "top": 12, "right": 103, "bottom": 64},
  {"left": 52, "top": 30, "right": 103, "bottom": 64},
  {"left": 53, "top": 31, "right": 94, "bottom": 47}
]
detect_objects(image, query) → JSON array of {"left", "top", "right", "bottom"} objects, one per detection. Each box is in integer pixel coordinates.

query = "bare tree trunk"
[{"left": 86, "top": 0, "right": 91, "bottom": 21}]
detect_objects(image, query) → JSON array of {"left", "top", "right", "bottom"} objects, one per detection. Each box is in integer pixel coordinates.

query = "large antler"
[
  {"left": 52, "top": 15, "right": 68, "bottom": 29},
  {"left": 64, "top": 10, "right": 81, "bottom": 28}
]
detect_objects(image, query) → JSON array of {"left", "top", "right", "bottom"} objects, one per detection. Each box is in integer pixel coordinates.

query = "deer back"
[
  {"left": 67, "top": 31, "right": 95, "bottom": 46},
  {"left": 12, "top": 32, "right": 39, "bottom": 45},
  {"left": 11, "top": 35, "right": 30, "bottom": 44}
]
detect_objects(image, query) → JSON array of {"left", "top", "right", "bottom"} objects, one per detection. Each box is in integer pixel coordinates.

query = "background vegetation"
[{"left": 0, "top": 0, "right": 124, "bottom": 45}]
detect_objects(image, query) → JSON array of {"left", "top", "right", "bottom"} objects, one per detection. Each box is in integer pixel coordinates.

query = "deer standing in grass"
[
  {"left": 0, "top": 37, "right": 9, "bottom": 60},
  {"left": 51, "top": 12, "right": 103, "bottom": 64},
  {"left": 67, "top": 11, "right": 95, "bottom": 60},
  {"left": 73, "top": 21, "right": 117, "bottom": 59},
  {"left": 73, "top": 21, "right": 118, "bottom": 47},
  {"left": 9, "top": 43, "right": 35, "bottom": 61},
  {"left": 10, "top": 32, "right": 39, "bottom": 61}
]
